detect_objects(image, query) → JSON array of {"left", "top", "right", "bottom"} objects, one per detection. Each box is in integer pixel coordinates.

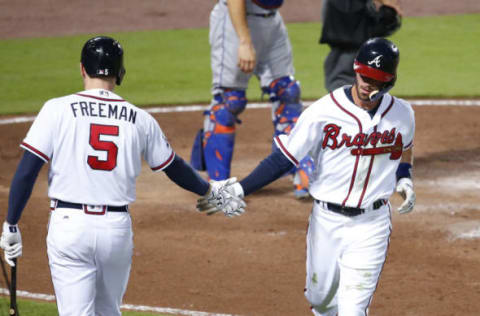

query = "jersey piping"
[
  {"left": 330, "top": 92, "right": 363, "bottom": 207},
  {"left": 75, "top": 93, "right": 126, "bottom": 102},
  {"left": 20, "top": 142, "right": 50, "bottom": 162},
  {"left": 356, "top": 126, "right": 377, "bottom": 208},
  {"left": 274, "top": 136, "right": 299, "bottom": 166},
  {"left": 151, "top": 151, "right": 175, "bottom": 171},
  {"left": 357, "top": 97, "right": 395, "bottom": 207}
]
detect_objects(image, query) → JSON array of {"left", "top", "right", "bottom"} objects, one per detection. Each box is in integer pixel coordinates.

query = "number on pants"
[{"left": 88, "top": 124, "right": 119, "bottom": 171}]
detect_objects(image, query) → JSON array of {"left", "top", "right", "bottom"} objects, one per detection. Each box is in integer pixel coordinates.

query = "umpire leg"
[{"left": 324, "top": 47, "right": 357, "bottom": 92}]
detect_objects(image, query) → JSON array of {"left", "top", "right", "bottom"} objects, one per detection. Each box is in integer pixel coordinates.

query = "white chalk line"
[
  {"left": 1, "top": 99, "right": 480, "bottom": 125},
  {"left": 0, "top": 288, "right": 237, "bottom": 316}
]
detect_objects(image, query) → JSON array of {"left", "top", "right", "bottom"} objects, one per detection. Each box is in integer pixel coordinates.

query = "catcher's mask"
[
  {"left": 81, "top": 36, "right": 126, "bottom": 85},
  {"left": 353, "top": 37, "right": 399, "bottom": 101}
]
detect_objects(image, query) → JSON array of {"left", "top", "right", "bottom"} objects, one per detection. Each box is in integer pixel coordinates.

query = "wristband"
[{"left": 396, "top": 162, "right": 412, "bottom": 181}]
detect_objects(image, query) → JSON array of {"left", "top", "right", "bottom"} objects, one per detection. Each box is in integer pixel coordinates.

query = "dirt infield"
[{"left": 1, "top": 1, "right": 480, "bottom": 316}]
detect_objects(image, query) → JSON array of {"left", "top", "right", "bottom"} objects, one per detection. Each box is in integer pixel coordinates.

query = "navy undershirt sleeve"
[
  {"left": 7, "top": 150, "right": 45, "bottom": 225},
  {"left": 163, "top": 155, "right": 210, "bottom": 196},
  {"left": 240, "top": 148, "right": 295, "bottom": 196}
]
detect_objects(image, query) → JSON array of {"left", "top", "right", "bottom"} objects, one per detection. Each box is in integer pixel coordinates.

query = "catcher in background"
[
  {"left": 190, "top": 0, "right": 314, "bottom": 199},
  {"left": 320, "top": 0, "right": 402, "bottom": 92}
]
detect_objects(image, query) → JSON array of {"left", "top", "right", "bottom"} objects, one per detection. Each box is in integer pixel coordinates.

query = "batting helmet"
[
  {"left": 81, "top": 36, "right": 126, "bottom": 85},
  {"left": 353, "top": 37, "right": 399, "bottom": 100}
]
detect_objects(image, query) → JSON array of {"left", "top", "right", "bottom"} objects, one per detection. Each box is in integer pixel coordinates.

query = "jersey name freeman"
[{"left": 70, "top": 101, "right": 137, "bottom": 124}]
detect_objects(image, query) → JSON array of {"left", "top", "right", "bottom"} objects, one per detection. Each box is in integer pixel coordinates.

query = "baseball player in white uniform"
[
  {"left": 199, "top": 37, "right": 416, "bottom": 315},
  {"left": 190, "top": 0, "right": 314, "bottom": 199},
  {"left": 0, "top": 36, "right": 244, "bottom": 316}
]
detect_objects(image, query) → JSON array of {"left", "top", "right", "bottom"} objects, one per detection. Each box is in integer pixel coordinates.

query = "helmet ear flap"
[{"left": 116, "top": 66, "right": 126, "bottom": 86}]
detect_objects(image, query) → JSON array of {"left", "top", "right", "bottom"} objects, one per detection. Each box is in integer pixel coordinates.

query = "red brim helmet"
[{"left": 353, "top": 37, "right": 399, "bottom": 100}]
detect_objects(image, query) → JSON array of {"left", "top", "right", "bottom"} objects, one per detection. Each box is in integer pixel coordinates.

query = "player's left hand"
[
  {"left": 237, "top": 40, "right": 256, "bottom": 73},
  {"left": 0, "top": 221, "right": 22, "bottom": 267},
  {"left": 396, "top": 178, "right": 415, "bottom": 214},
  {"left": 197, "top": 177, "right": 246, "bottom": 217}
]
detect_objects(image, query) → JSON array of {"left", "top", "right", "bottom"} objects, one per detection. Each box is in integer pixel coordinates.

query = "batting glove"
[
  {"left": 0, "top": 221, "right": 22, "bottom": 267},
  {"left": 396, "top": 178, "right": 416, "bottom": 214},
  {"left": 197, "top": 177, "right": 246, "bottom": 217}
]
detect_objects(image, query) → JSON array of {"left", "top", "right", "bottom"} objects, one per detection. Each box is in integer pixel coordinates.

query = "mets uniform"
[{"left": 191, "top": 0, "right": 314, "bottom": 199}]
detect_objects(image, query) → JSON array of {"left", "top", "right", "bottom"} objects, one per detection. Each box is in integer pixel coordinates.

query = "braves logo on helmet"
[
  {"left": 252, "top": 0, "right": 284, "bottom": 9},
  {"left": 367, "top": 55, "right": 383, "bottom": 68}
]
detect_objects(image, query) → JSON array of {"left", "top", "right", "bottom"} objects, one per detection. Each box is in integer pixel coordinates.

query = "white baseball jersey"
[
  {"left": 275, "top": 86, "right": 415, "bottom": 208},
  {"left": 21, "top": 88, "right": 174, "bottom": 206},
  {"left": 210, "top": 0, "right": 294, "bottom": 93}
]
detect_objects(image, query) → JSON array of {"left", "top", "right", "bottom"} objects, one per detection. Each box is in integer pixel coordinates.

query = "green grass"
[
  {"left": 0, "top": 297, "right": 171, "bottom": 315},
  {"left": 0, "top": 14, "right": 479, "bottom": 115}
]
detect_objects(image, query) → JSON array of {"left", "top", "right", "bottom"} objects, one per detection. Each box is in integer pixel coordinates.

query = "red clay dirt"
[{"left": 1, "top": 1, "right": 480, "bottom": 316}]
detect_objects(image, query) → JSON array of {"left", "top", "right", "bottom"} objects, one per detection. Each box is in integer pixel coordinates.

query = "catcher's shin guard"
[
  {"left": 293, "top": 156, "right": 315, "bottom": 199},
  {"left": 266, "top": 76, "right": 303, "bottom": 139},
  {"left": 204, "top": 131, "right": 235, "bottom": 180},
  {"left": 266, "top": 76, "right": 303, "bottom": 175},
  {"left": 202, "top": 90, "right": 246, "bottom": 180}
]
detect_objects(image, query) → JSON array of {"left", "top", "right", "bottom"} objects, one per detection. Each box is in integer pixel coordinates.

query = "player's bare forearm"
[
  {"left": 401, "top": 147, "right": 413, "bottom": 165},
  {"left": 227, "top": 0, "right": 249, "bottom": 41},
  {"left": 227, "top": 0, "right": 256, "bottom": 73}
]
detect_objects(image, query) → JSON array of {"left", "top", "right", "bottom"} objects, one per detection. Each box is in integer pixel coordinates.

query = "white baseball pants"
[
  {"left": 47, "top": 208, "right": 133, "bottom": 316},
  {"left": 304, "top": 201, "right": 392, "bottom": 316}
]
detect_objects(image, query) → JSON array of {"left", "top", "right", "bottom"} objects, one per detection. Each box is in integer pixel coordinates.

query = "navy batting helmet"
[
  {"left": 353, "top": 37, "right": 399, "bottom": 100},
  {"left": 81, "top": 36, "right": 126, "bottom": 85}
]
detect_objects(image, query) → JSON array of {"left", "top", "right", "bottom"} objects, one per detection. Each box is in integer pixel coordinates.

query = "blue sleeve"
[
  {"left": 163, "top": 155, "right": 210, "bottom": 196},
  {"left": 240, "top": 148, "right": 295, "bottom": 196},
  {"left": 7, "top": 151, "right": 45, "bottom": 224}
]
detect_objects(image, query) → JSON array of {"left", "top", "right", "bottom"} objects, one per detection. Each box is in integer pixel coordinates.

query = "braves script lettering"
[{"left": 322, "top": 123, "right": 403, "bottom": 159}]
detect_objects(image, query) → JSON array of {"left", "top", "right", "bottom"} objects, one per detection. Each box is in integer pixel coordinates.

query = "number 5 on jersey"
[{"left": 88, "top": 123, "right": 119, "bottom": 171}]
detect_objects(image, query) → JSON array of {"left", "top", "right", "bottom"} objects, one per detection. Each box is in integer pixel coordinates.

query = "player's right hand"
[
  {"left": 197, "top": 177, "right": 246, "bottom": 217},
  {"left": 237, "top": 40, "right": 256, "bottom": 73},
  {"left": 0, "top": 221, "right": 22, "bottom": 267}
]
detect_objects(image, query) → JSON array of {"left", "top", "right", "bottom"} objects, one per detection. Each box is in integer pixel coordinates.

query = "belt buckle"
[
  {"left": 341, "top": 206, "right": 362, "bottom": 217},
  {"left": 83, "top": 205, "right": 106, "bottom": 215}
]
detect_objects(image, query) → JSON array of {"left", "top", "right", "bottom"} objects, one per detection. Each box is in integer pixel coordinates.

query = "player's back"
[{"left": 22, "top": 88, "right": 173, "bottom": 206}]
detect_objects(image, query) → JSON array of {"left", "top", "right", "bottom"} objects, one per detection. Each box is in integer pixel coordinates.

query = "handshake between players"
[{"left": 197, "top": 177, "right": 246, "bottom": 217}]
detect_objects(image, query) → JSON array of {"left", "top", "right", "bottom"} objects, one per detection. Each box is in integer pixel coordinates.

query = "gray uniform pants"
[{"left": 323, "top": 46, "right": 357, "bottom": 92}]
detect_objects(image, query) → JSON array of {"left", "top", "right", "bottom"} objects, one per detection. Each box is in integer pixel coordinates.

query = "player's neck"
[
  {"left": 351, "top": 85, "right": 380, "bottom": 111},
  {"left": 83, "top": 78, "right": 116, "bottom": 92}
]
